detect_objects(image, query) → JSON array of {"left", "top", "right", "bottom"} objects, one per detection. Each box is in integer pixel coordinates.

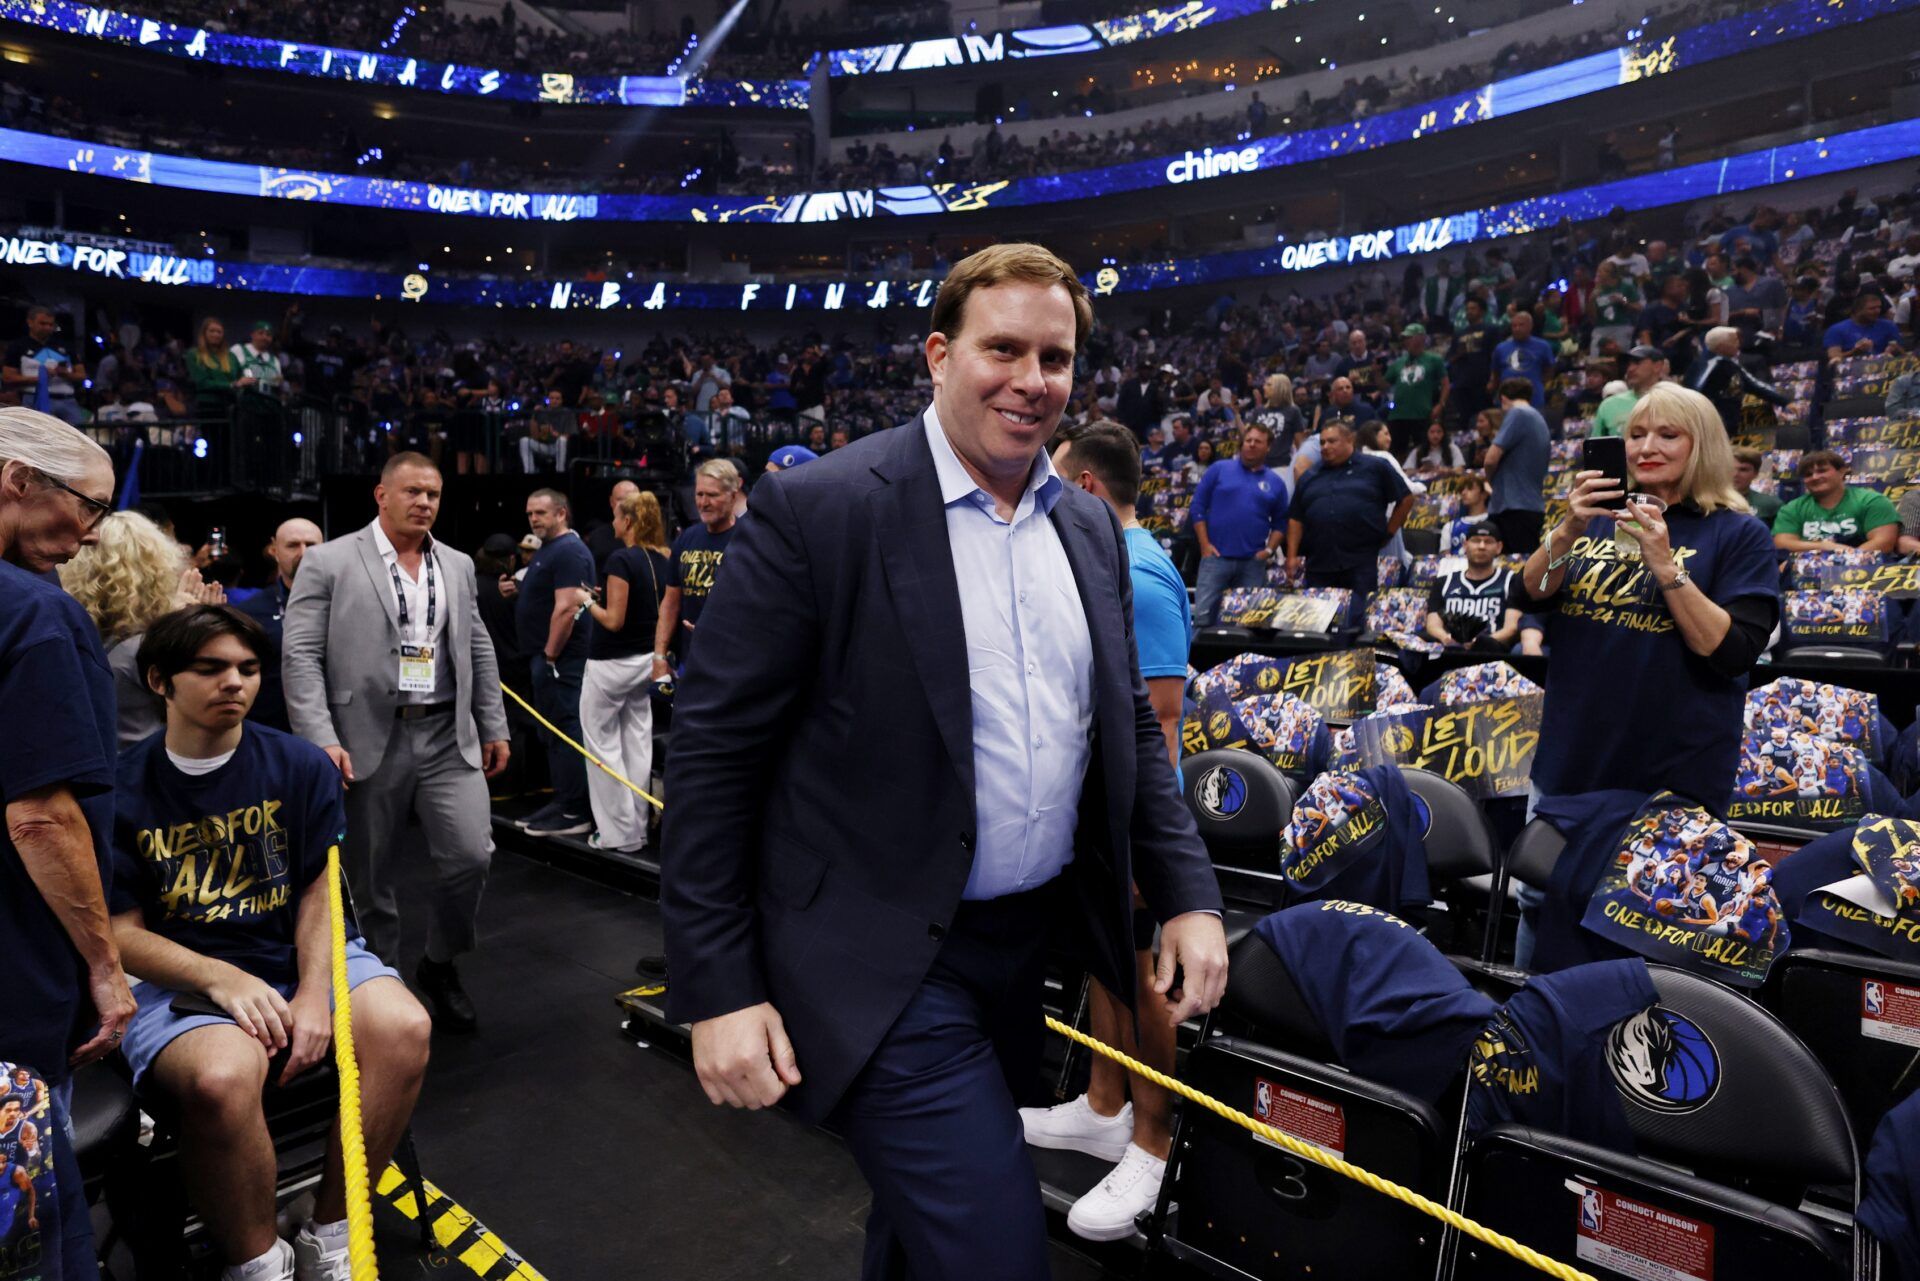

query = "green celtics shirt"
[{"left": 1386, "top": 351, "right": 1447, "bottom": 421}]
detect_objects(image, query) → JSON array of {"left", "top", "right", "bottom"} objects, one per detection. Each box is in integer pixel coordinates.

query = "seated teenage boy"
[
  {"left": 109, "top": 606, "right": 431, "bottom": 1281},
  {"left": 1425, "top": 523, "right": 1522, "bottom": 651}
]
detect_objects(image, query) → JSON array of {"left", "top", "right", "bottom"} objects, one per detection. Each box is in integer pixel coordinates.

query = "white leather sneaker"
[
  {"left": 1017, "top": 1094, "right": 1133, "bottom": 1163},
  {"left": 221, "top": 1238, "right": 294, "bottom": 1281},
  {"left": 1066, "top": 1143, "right": 1167, "bottom": 1242},
  {"left": 292, "top": 1225, "right": 353, "bottom": 1281}
]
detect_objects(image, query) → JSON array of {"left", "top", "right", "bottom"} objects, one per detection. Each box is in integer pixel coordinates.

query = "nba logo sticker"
[
  {"left": 1255, "top": 1081, "right": 1272, "bottom": 1116},
  {"left": 1861, "top": 978, "right": 1920, "bottom": 1048},
  {"left": 1580, "top": 1189, "right": 1603, "bottom": 1234}
]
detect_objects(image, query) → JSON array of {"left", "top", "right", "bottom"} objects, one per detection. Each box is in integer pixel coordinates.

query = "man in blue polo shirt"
[
  {"left": 1486, "top": 377, "right": 1551, "bottom": 553},
  {"left": 1190, "top": 421, "right": 1288, "bottom": 624},
  {"left": 1824, "top": 292, "right": 1904, "bottom": 364},
  {"left": 1286, "top": 419, "right": 1413, "bottom": 599},
  {"left": 1034, "top": 420, "right": 1193, "bottom": 1239},
  {"left": 1489, "top": 309, "right": 1556, "bottom": 409}
]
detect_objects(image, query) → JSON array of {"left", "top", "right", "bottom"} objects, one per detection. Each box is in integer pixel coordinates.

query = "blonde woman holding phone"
[{"left": 581, "top": 489, "right": 672, "bottom": 854}]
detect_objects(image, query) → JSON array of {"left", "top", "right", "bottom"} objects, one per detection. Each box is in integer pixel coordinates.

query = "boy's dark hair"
[
  {"left": 137, "top": 605, "right": 267, "bottom": 694},
  {"left": 1054, "top": 419, "right": 1144, "bottom": 507},
  {"left": 1498, "top": 376, "right": 1538, "bottom": 403},
  {"left": 1797, "top": 450, "right": 1848, "bottom": 478}
]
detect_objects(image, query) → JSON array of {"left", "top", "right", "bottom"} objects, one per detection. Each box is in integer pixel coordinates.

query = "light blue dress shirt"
[{"left": 923, "top": 408, "right": 1097, "bottom": 900}]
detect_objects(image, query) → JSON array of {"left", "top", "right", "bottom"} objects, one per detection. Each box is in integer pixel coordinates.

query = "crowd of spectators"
[{"left": 8, "top": 175, "right": 1918, "bottom": 496}]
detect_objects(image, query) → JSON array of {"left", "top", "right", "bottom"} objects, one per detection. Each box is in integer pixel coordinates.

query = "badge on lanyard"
[
  {"left": 391, "top": 550, "right": 439, "bottom": 693},
  {"left": 399, "top": 643, "right": 437, "bottom": 692}
]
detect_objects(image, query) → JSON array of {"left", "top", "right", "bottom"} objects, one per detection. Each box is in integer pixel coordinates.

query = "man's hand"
[
  {"left": 323, "top": 745, "right": 355, "bottom": 783},
  {"left": 498, "top": 574, "right": 518, "bottom": 599},
  {"left": 690, "top": 1002, "right": 802, "bottom": 1109},
  {"left": 1199, "top": 544, "right": 1219, "bottom": 559},
  {"left": 481, "top": 739, "right": 511, "bottom": 778},
  {"left": 71, "top": 962, "right": 136, "bottom": 1067},
  {"left": 1284, "top": 554, "right": 1302, "bottom": 580},
  {"left": 206, "top": 967, "right": 294, "bottom": 1053},
  {"left": 1153, "top": 912, "right": 1229, "bottom": 1026},
  {"left": 279, "top": 987, "right": 333, "bottom": 1084}
]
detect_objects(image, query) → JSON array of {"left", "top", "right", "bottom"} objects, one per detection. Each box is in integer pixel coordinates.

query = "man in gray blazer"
[{"left": 282, "top": 451, "right": 510, "bottom": 1032}]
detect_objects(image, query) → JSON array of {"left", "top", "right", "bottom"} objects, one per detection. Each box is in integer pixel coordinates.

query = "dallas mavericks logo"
[
  {"left": 1195, "top": 765, "right": 1247, "bottom": 820},
  {"left": 1606, "top": 1007, "right": 1721, "bottom": 1114}
]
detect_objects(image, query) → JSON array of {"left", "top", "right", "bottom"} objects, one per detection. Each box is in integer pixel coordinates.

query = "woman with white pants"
[{"left": 581, "top": 490, "right": 671, "bottom": 854}]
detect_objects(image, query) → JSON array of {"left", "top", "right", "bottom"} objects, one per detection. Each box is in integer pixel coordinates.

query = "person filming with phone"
[{"left": 1514, "top": 383, "right": 1778, "bottom": 964}]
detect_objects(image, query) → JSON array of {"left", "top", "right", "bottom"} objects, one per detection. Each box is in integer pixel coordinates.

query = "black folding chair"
[
  {"left": 1768, "top": 947, "right": 1920, "bottom": 1141},
  {"left": 1451, "top": 966, "right": 1860, "bottom": 1280},
  {"left": 1402, "top": 767, "right": 1508, "bottom": 964},
  {"left": 1151, "top": 930, "right": 1458, "bottom": 1280},
  {"left": 1181, "top": 747, "right": 1297, "bottom": 909}
]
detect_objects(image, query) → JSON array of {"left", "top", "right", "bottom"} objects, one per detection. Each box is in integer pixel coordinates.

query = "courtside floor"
[{"left": 387, "top": 836, "right": 1117, "bottom": 1279}]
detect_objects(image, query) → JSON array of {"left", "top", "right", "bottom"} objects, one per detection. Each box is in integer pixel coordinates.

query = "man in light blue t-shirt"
[
  {"left": 1035, "top": 420, "right": 1193, "bottom": 1241},
  {"left": 1489, "top": 309, "right": 1556, "bottom": 408},
  {"left": 1486, "top": 377, "right": 1550, "bottom": 553}
]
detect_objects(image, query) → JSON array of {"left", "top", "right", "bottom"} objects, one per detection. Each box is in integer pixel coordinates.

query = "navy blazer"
[{"left": 660, "top": 416, "right": 1221, "bottom": 1122}]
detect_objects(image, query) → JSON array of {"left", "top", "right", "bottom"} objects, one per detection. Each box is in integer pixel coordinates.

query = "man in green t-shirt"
[
  {"left": 1731, "top": 447, "right": 1781, "bottom": 526},
  {"left": 1384, "top": 324, "right": 1449, "bottom": 459},
  {"left": 1588, "top": 344, "right": 1670, "bottom": 438},
  {"left": 1771, "top": 450, "right": 1901, "bottom": 551}
]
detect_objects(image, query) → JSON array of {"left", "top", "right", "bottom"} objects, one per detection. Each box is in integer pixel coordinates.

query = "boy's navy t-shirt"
[
  {"left": 110, "top": 726, "right": 346, "bottom": 988},
  {"left": 515, "top": 529, "right": 597, "bottom": 661},
  {"left": 0, "top": 561, "right": 118, "bottom": 1084},
  {"left": 1530, "top": 505, "right": 1779, "bottom": 805}
]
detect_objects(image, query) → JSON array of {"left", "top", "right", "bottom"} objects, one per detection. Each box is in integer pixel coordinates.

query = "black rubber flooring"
[{"left": 398, "top": 844, "right": 1117, "bottom": 1279}]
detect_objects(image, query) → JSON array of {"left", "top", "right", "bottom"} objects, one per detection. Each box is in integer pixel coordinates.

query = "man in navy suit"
[{"left": 660, "top": 243, "right": 1228, "bottom": 1279}]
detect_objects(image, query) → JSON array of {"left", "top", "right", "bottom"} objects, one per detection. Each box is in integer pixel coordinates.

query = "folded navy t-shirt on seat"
[{"left": 1252, "top": 900, "right": 1496, "bottom": 1105}]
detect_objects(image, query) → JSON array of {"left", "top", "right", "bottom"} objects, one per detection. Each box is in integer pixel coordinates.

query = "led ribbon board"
[
  {"left": 0, "top": 0, "right": 1909, "bottom": 221},
  {"left": 825, "top": 0, "right": 1311, "bottom": 77},
  {"left": 0, "top": 0, "right": 809, "bottom": 108},
  {"left": 7, "top": 116, "right": 1916, "bottom": 311}
]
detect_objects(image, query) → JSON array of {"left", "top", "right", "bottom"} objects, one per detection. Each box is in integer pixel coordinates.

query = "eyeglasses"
[{"left": 38, "top": 472, "right": 113, "bottom": 530}]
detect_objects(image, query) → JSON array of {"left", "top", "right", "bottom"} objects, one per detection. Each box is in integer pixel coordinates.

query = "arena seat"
[
  {"left": 1451, "top": 966, "right": 1859, "bottom": 1280},
  {"left": 1402, "top": 767, "right": 1507, "bottom": 962},
  {"left": 1767, "top": 948, "right": 1920, "bottom": 1140},
  {"left": 1150, "top": 931, "right": 1454, "bottom": 1280},
  {"left": 1181, "top": 747, "right": 1297, "bottom": 906},
  {"left": 1773, "top": 645, "right": 1891, "bottom": 668},
  {"left": 1506, "top": 819, "right": 1566, "bottom": 892}
]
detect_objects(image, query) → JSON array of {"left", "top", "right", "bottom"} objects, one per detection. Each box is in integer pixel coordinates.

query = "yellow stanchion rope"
[
  {"left": 327, "top": 844, "right": 380, "bottom": 1281},
  {"left": 501, "top": 682, "right": 664, "bottom": 810},
  {"left": 503, "top": 680, "right": 1593, "bottom": 1281},
  {"left": 1046, "top": 1016, "right": 1595, "bottom": 1281}
]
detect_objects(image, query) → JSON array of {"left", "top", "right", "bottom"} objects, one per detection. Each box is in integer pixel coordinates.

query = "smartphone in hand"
[{"left": 1580, "top": 435, "right": 1630, "bottom": 507}]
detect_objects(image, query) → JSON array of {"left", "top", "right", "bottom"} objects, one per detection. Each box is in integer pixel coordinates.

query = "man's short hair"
[
  {"left": 1055, "top": 419, "right": 1143, "bottom": 507},
  {"left": 137, "top": 605, "right": 266, "bottom": 692},
  {"left": 1319, "top": 418, "right": 1357, "bottom": 439},
  {"left": 1498, "top": 377, "right": 1536, "bottom": 403},
  {"left": 528, "top": 486, "right": 570, "bottom": 514},
  {"left": 930, "top": 243, "right": 1093, "bottom": 355},
  {"left": 1797, "top": 450, "right": 1847, "bottom": 477},
  {"left": 1239, "top": 422, "right": 1273, "bottom": 444},
  {"left": 25, "top": 305, "right": 53, "bottom": 323},
  {"left": 694, "top": 458, "right": 742, "bottom": 492},
  {"left": 1734, "top": 256, "right": 1760, "bottom": 273},
  {"left": 380, "top": 450, "right": 438, "bottom": 483},
  {"left": 1731, "top": 446, "right": 1765, "bottom": 470}
]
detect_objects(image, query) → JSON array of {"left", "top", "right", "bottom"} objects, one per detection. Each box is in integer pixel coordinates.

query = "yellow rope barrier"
[
  {"left": 501, "top": 682, "right": 665, "bottom": 810},
  {"left": 501, "top": 680, "right": 1590, "bottom": 1280},
  {"left": 327, "top": 845, "right": 380, "bottom": 1281},
  {"left": 1045, "top": 1016, "right": 1596, "bottom": 1281}
]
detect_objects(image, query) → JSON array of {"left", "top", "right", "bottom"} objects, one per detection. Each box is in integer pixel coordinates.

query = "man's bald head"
[
  {"left": 269, "top": 517, "right": 323, "bottom": 585},
  {"left": 609, "top": 479, "right": 639, "bottom": 514}
]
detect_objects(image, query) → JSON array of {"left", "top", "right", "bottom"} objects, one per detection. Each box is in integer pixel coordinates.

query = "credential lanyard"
[{"left": 388, "top": 550, "right": 437, "bottom": 644}]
